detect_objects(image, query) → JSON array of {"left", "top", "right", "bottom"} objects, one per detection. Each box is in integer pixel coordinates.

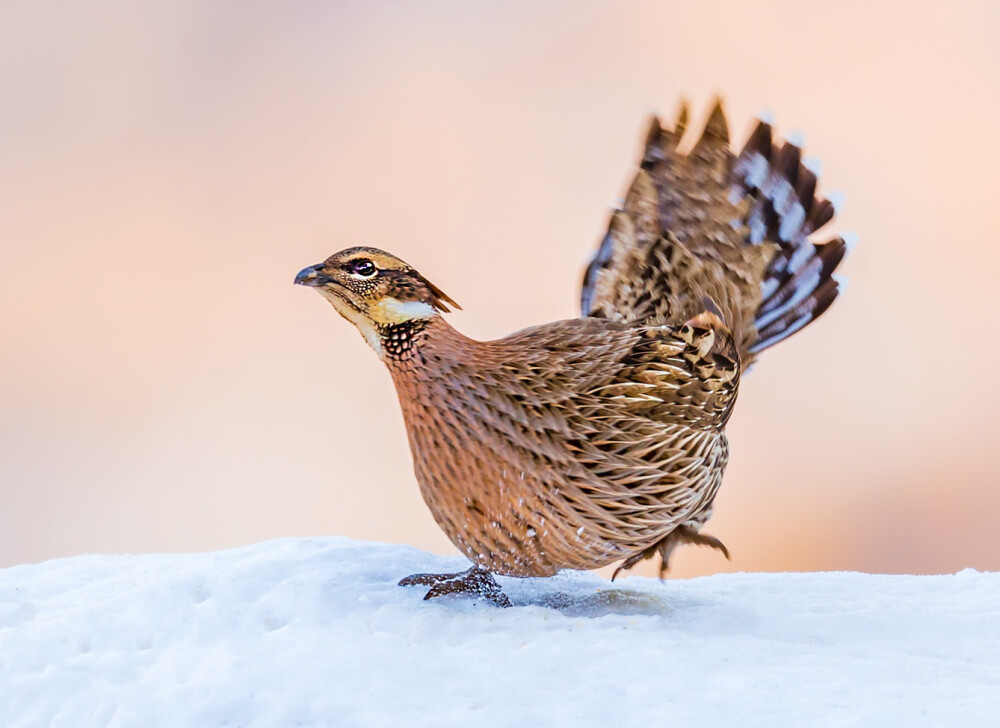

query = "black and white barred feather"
[{"left": 581, "top": 100, "right": 851, "bottom": 364}]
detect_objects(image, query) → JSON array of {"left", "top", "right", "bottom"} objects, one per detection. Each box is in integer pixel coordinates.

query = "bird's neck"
[
  {"left": 377, "top": 318, "right": 431, "bottom": 361},
  {"left": 379, "top": 315, "right": 475, "bottom": 374}
]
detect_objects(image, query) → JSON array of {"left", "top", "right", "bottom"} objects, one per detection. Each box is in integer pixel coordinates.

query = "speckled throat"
[{"left": 377, "top": 320, "right": 430, "bottom": 362}]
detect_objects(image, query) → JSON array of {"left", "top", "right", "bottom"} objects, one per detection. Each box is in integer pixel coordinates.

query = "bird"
[{"left": 295, "top": 100, "right": 850, "bottom": 607}]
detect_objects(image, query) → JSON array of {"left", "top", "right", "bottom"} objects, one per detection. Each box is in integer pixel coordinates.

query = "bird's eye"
[{"left": 351, "top": 259, "right": 377, "bottom": 278}]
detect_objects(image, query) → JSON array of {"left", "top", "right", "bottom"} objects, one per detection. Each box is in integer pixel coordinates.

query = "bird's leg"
[
  {"left": 398, "top": 565, "right": 512, "bottom": 608},
  {"left": 612, "top": 525, "right": 731, "bottom": 581},
  {"left": 611, "top": 545, "right": 658, "bottom": 581},
  {"left": 656, "top": 525, "right": 729, "bottom": 577}
]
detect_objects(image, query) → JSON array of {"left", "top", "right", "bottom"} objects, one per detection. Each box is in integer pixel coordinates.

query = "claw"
[
  {"left": 398, "top": 566, "right": 512, "bottom": 608},
  {"left": 613, "top": 525, "right": 730, "bottom": 580},
  {"left": 398, "top": 572, "right": 444, "bottom": 587},
  {"left": 612, "top": 550, "right": 648, "bottom": 581}
]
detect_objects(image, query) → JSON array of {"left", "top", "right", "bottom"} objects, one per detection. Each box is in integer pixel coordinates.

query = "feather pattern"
[
  {"left": 582, "top": 99, "right": 850, "bottom": 365},
  {"left": 390, "top": 314, "right": 737, "bottom": 576},
  {"left": 300, "top": 100, "right": 850, "bottom": 595}
]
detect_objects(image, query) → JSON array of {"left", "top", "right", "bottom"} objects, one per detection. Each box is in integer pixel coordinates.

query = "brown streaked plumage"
[{"left": 295, "top": 100, "right": 850, "bottom": 606}]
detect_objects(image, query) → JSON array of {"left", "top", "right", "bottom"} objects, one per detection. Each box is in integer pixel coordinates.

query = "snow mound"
[{"left": 1, "top": 538, "right": 998, "bottom": 727}]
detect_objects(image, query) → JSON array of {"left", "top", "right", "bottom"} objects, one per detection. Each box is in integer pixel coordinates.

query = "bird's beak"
[{"left": 294, "top": 264, "right": 331, "bottom": 287}]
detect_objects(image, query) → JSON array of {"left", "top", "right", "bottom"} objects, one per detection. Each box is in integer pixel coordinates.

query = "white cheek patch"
[{"left": 371, "top": 298, "right": 437, "bottom": 325}]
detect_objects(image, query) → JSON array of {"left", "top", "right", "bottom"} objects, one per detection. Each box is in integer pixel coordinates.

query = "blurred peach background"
[{"left": 2, "top": 1, "right": 998, "bottom": 577}]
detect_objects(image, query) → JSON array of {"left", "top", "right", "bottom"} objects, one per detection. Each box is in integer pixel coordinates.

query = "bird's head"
[{"left": 294, "top": 246, "right": 459, "bottom": 358}]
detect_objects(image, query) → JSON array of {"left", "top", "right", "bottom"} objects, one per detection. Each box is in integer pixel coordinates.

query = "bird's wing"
[
  {"left": 580, "top": 100, "right": 850, "bottom": 366},
  {"left": 493, "top": 312, "right": 739, "bottom": 434},
  {"left": 485, "top": 312, "right": 737, "bottom": 540}
]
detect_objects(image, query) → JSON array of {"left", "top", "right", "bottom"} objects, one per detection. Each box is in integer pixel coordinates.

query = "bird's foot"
[
  {"left": 398, "top": 566, "right": 512, "bottom": 608},
  {"left": 612, "top": 525, "right": 730, "bottom": 581}
]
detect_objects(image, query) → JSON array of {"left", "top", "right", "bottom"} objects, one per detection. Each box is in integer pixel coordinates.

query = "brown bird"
[{"left": 295, "top": 101, "right": 849, "bottom": 607}]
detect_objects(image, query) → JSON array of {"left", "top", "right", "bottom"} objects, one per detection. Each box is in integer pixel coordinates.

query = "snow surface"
[{"left": 1, "top": 538, "right": 998, "bottom": 727}]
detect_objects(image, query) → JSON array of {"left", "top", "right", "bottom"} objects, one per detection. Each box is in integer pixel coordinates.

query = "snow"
[{"left": 2, "top": 538, "right": 998, "bottom": 727}]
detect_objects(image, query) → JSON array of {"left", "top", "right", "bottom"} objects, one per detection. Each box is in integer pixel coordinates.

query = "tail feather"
[
  {"left": 582, "top": 100, "right": 852, "bottom": 364},
  {"left": 753, "top": 276, "right": 841, "bottom": 353},
  {"left": 733, "top": 118, "right": 849, "bottom": 355},
  {"left": 757, "top": 238, "right": 847, "bottom": 320}
]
